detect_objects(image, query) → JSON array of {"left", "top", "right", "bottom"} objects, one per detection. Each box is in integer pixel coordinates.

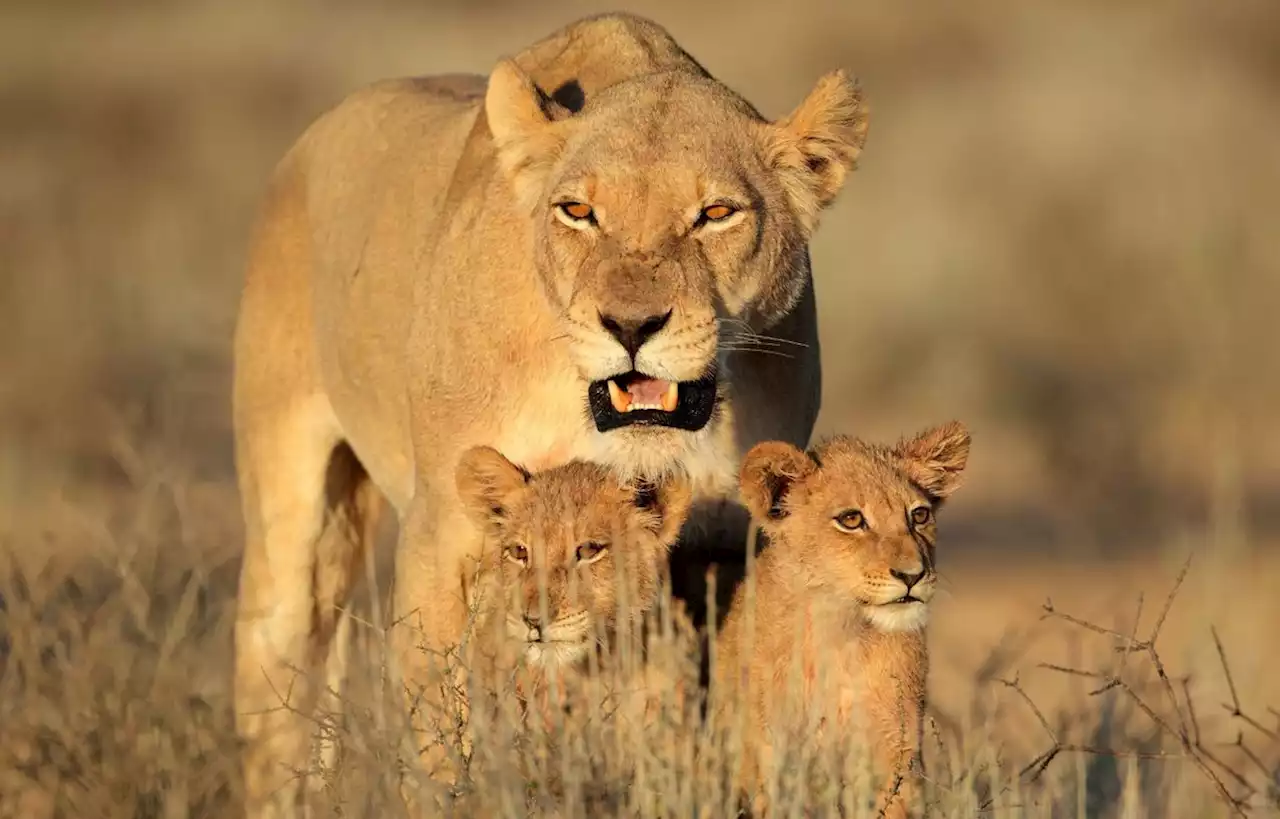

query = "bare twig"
[
  {"left": 1214, "top": 627, "right": 1279, "bottom": 743},
  {"left": 1006, "top": 554, "right": 1257, "bottom": 817},
  {"left": 1213, "top": 626, "right": 1243, "bottom": 718},
  {"left": 1149, "top": 553, "right": 1192, "bottom": 646}
]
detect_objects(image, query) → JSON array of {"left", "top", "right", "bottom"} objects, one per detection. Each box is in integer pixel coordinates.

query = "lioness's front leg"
[{"left": 388, "top": 496, "right": 484, "bottom": 804}]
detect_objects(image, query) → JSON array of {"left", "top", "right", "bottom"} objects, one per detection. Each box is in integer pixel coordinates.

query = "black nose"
[
  {"left": 890, "top": 568, "right": 925, "bottom": 590},
  {"left": 599, "top": 310, "right": 671, "bottom": 358},
  {"left": 522, "top": 614, "right": 542, "bottom": 629}
]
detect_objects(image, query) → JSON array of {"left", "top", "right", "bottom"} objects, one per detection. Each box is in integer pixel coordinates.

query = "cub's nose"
[
  {"left": 890, "top": 568, "right": 925, "bottom": 590},
  {"left": 599, "top": 309, "right": 671, "bottom": 358},
  {"left": 522, "top": 614, "right": 543, "bottom": 640}
]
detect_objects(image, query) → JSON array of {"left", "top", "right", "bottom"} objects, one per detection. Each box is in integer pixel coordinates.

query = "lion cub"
[
  {"left": 454, "top": 446, "right": 693, "bottom": 702},
  {"left": 713, "top": 422, "right": 970, "bottom": 818}
]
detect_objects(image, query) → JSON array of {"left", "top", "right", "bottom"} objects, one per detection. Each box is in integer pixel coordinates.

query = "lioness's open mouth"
[{"left": 587, "top": 371, "right": 718, "bottom": 432}]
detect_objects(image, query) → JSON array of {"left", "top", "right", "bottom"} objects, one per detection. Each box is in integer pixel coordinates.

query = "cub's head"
[
  {"left": 456, "top": 445, "right": 692, "bottom": 669},
  {"left": 740, "top": 422, "right": 970, "bottom": 633},
  {"left": 485, "top": 59, "right": 868, "bottom": 445}
]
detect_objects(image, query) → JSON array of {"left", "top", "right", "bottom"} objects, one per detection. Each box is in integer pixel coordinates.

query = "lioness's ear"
[
  {"left": 486, "top": 59, "right": 568, "bottom": 212},
  {"left": 765, "top": 70, "right": 869, "bottom": 232},
  {"left": 893, "top": 421, "right": 971, "bottom": 501},
  {"left": 631, "top": 473, "right": 693, "bottom": 546},
  {"left": 739, "top": 441, "right": 817, "bottom": 524},
  {"left": 455, "top": 445, "right": 530, "bottom": 527}
]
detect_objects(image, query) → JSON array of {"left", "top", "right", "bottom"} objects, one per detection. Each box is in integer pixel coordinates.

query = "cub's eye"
[
  {"left": 911, "top": 506, "right": 932, "bottom": 526},
  {"left": 556, "top": 201, "right": 596, "bottom": 224},
  {"left": 503, "top": 544, "right": 529, "bottom": 566},
  {"left": 695, "top": 203, "right": 739, "bottom": 228},
  {"left": 576, "top": 541, "right": 608, "bottom": 564},
  {"left": 832, "top": 509, "right": 865, "bottom": 533}
]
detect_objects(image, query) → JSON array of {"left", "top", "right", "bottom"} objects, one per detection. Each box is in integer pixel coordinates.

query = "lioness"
[
  {"left": 231, "top": 11, "right": 868, "bottom": 815},
  {"left": 713, "top": 423, "right": 970, "bottom": 818}
]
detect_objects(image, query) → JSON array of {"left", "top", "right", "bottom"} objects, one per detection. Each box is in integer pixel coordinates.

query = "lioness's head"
[
  {"left": 456, "top": 445, "right": 692, "bottom": 669},
  {"left": 485, "top": 59, "right": 868, "bottom": 440},
  {"left": 739, "top": 422, "right": 970, "bottom": 633}
]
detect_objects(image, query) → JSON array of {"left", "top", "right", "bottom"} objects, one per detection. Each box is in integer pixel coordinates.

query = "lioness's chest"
[{"left": 490, "top": 369, "right": 607, "bottom": 472}]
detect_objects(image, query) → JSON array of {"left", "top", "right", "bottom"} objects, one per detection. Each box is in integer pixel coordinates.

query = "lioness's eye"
[
  {"left": 702, "top": 204, "right": 736, "bottom": 222},
  {"left": 911, "top": 507, "right": 932, "bottom": 526},
  {"left": 504, "top": 545, "right": 529, "bottom": 566},
  {"left": 576, "top": 541, "right": 608, "bottom": 563},
  {"left": 695, "top": 203, "right": 739, "bottom": 229},
  {"left": 832, "top": 510, "right": 865, "bottom": 533},
  {"left": 557, "top": 201, "right": 596, "bottom": 223}
]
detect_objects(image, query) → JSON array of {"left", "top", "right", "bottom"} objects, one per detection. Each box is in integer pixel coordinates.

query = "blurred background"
[{"left": 1, "top": 0, "right": 1278, "bottom": 813}]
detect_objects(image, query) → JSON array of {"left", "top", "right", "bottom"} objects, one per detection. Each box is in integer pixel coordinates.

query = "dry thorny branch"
[{"left": 998, "top": 552, "right": 1279, "bottom": 816}]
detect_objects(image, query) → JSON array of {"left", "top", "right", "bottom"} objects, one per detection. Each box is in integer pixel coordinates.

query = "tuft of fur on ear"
[
  {"left": 764, "top": 70, "right": 869, "bottom": 233},
  {"left": 739, "top": 441, "right": 818, "bottom": 524},
  {"left": 455, "top": 445, "right": 531, "bottom": 527},
  {"left": 893, "top": 421, "right": 971, "bottom": 501},
  {"left": 485, "top": 59, "right": 569, "bottom": 212},
  {"left": 630, "top": 473, "right": 694, "bottom": 546}
]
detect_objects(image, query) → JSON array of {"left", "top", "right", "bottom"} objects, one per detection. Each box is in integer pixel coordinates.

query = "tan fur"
[
  {"left": 713, "top": 423, "right": 970, "bottom": 818},
  {"left": 454, "top": 446, "right": 690, "bottom": 681},
  {"left": 453, "top": 448, "right": 699, "bottom": 794},
  {"left": 230, "top": 12, "right": 868, "bottom": 815}
]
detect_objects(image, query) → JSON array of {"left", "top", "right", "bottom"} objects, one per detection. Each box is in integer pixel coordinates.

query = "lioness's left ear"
[
  {"left": 893, "top": 421, "right": 971, "bottom": 501},
  {"left": 632, "top": 474, "right": 693, "bottom": 546},
  {"left": 486, "top": 59, "right": 570, "bottom": 212},
  {"left": 764, "top": 70, "right": 869, "bottom": 232}
]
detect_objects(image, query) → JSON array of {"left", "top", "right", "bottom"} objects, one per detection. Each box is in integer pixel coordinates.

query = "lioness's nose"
[
  {"left": 890, "top": 568, "right": 925, "bottom": 590},
  {"left": 599, "top": 309, "right": 671, "bottom": 358}
]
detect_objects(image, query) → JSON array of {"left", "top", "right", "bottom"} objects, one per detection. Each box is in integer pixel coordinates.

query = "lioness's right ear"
[
  {"left": 486, "top": 59, "right": 568, "bottom": 212},
  {"left": 455, "top": 445, "right": 530, "bottom": 527},
  {"left": 739, "top": 441, "right": 817, "bottom": 524},
  {"left": 764, "top": 70, "right": 869, "bottom": 233}
]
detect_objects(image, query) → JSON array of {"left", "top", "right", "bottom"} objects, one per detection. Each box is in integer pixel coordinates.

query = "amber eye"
[
  {"left": 504, "top": 544, "right": 529, "bottom": 566},
  {"left": 833, "top": 509, "right": 865, "bottom": 533},
  {"left": 702, "top": 204, "right": 736, "bottom": 222},
  {"left": 695, "top": 203, "right": 740, "bottom": 228},
  {"left": 576, "top": 541, "right": 608, "bottom": 564},
  {"left": 911, "top": 507, "right": 932, "bottom": 526},
  {"left": 557, "top": 201, "right": 595, "bottom": 223}
]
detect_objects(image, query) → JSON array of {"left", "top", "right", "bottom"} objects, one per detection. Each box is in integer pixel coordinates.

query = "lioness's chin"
[{"left": 863, "top": 601, "right": 930, "bottom": 633}]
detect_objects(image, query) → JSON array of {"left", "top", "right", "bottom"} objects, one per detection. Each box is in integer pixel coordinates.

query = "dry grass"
[
  {"left": 3, "top": 0, "right": 1280, "bottom": 816},
  {"left": 2, "top": 481, "right": 1277, "bottom": 817}
]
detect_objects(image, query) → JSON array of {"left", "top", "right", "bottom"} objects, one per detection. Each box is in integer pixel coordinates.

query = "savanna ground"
[{"left": 2, "top": 1, "right": 1279, "bottom": 816}]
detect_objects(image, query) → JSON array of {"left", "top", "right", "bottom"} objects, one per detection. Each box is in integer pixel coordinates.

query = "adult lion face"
[{"left": 486, "top": 62, "right": 868, "bottom": 436}]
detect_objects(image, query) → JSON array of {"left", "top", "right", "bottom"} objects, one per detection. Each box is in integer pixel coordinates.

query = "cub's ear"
[
  {"left": 631, "top": 472, "right": 693, "bottom": 547},
  {"left": 485, "top": 59, "right": 570, "bottom": 212},
  {"left": 893, "top": 421, "right": 971, "bottom": 501},
  {"left": 764, "top": 69, "right": 869, "bottom": 233},
  {"left": 739, "top": 441, "right": 818, "bottom": 524},
  {"left": 455, "top": 445, "right": 530, "bottom": 527}
]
